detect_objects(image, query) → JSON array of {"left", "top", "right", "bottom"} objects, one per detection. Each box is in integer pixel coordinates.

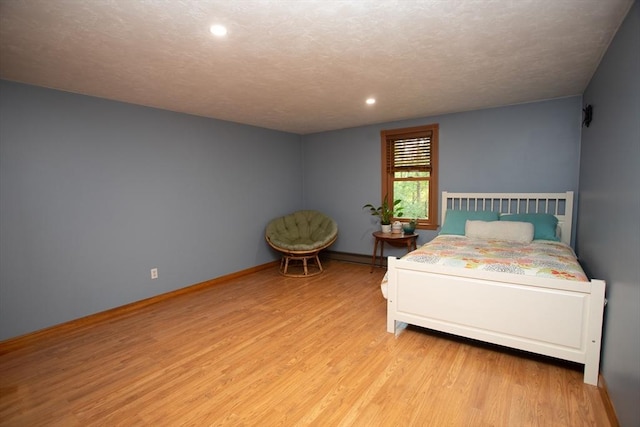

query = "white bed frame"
[{"left": 386, "top": 191, "right": 606, "bottom": 385}]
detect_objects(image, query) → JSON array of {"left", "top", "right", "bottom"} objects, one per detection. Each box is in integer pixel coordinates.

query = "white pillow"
[{"left": 465, "top": 220, "right": 534, "bottom": 243}]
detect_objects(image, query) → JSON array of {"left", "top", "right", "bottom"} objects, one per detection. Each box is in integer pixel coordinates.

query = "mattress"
[{"left": 381, "top": 235, "right": 588, "bottom": 298}]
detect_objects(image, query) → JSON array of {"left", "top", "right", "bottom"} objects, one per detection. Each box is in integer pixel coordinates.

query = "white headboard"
[{"left": 441, "top": 191, "right": 574, "bottom": 246}]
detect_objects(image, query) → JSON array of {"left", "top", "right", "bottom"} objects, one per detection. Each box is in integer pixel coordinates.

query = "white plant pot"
[{"left": 381, "top": 224, "right": 392, "bottom": 233}]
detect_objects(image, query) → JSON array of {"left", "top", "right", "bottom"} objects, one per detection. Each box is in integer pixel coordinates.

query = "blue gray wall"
[
  {"left": 302, "top": 96, "right": 583, "bottom": 257},
  {"left": 577, "top": 2, "right": 640, "bottom": 425},
  {"left": 0, "top": 81, "right": 302, "bottom": 340},
  {"left": 1, "top": 84, "right": 583, "bottom": 341}
]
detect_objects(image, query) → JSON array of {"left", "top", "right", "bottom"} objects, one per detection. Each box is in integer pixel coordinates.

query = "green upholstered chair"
[{"left": 265, "top": 210, "right": 338, "bottom": 277}]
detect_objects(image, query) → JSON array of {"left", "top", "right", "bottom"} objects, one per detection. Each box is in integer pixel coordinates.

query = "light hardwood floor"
[{"left": 0, "top": 261, "right": 610, "bottom": 426}]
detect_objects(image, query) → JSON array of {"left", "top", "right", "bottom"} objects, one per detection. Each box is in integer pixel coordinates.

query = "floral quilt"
[{"left": 391, "top": 235, "right": 588, "bottom": 282}]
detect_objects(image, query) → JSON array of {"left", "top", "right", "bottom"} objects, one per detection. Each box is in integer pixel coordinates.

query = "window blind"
[{"left": 385, "top": 130, "right": 433, "bottom": 173}]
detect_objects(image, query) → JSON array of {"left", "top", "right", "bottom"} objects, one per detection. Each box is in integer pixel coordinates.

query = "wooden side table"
[{"left": 370, "top": 231, "right": 418, "bottom": 272}]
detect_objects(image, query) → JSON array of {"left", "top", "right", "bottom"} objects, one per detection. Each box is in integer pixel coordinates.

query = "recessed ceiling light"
[
  {"left": 366, "top": 98, "right": 376, "bottom": 105},
  {"left": 210, "top": 24, "right": 228, "bottom": 37}
]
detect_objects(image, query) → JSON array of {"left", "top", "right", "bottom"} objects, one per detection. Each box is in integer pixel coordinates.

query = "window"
[{"left": 381, "top": 124, "right": 439, "bottom": 230}]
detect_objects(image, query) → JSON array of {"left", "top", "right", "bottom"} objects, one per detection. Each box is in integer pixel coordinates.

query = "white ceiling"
[{"left": 0, "top": 0, "right": 633, "bottom": 135}]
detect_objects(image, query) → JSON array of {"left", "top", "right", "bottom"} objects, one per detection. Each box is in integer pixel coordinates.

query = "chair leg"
[{"left": 277, "top": 252, "right": 324, "bottom": 277}]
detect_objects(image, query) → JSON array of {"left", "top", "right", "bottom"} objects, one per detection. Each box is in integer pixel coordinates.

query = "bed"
[{"left": 384, "top": 191, "right": 606, "bottom": 385}]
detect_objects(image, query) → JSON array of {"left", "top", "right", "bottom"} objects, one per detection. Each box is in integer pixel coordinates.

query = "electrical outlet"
[{"left": 150, "top": 268, "right": 158, "bottom": 279}]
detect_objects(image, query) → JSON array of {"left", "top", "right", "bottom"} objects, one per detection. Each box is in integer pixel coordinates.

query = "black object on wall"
[{"left": 582, "top": 104, "right": 593, "bottom": 127}]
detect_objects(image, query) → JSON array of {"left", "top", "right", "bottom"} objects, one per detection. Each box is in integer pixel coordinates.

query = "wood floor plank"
[{"left": 0, "top": 261, "right": 611, "bottom": 426}]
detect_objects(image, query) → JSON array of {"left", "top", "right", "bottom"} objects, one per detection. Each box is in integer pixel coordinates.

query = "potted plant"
[
  {"left": 402, "top": 218, "right": 418, "bottom": 234},
  {"left": 363, "top": 195, "right": 404, "bottom": 233}
]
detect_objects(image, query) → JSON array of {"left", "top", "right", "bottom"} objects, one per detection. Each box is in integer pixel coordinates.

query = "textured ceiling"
[{"left": 0, "top": 0, "right": 634, "bottom": 134}]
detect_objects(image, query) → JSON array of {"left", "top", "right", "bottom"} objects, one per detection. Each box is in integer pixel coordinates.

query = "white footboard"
[{"left": 386, "top": 256, "right": 606, "bottom": 385}]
